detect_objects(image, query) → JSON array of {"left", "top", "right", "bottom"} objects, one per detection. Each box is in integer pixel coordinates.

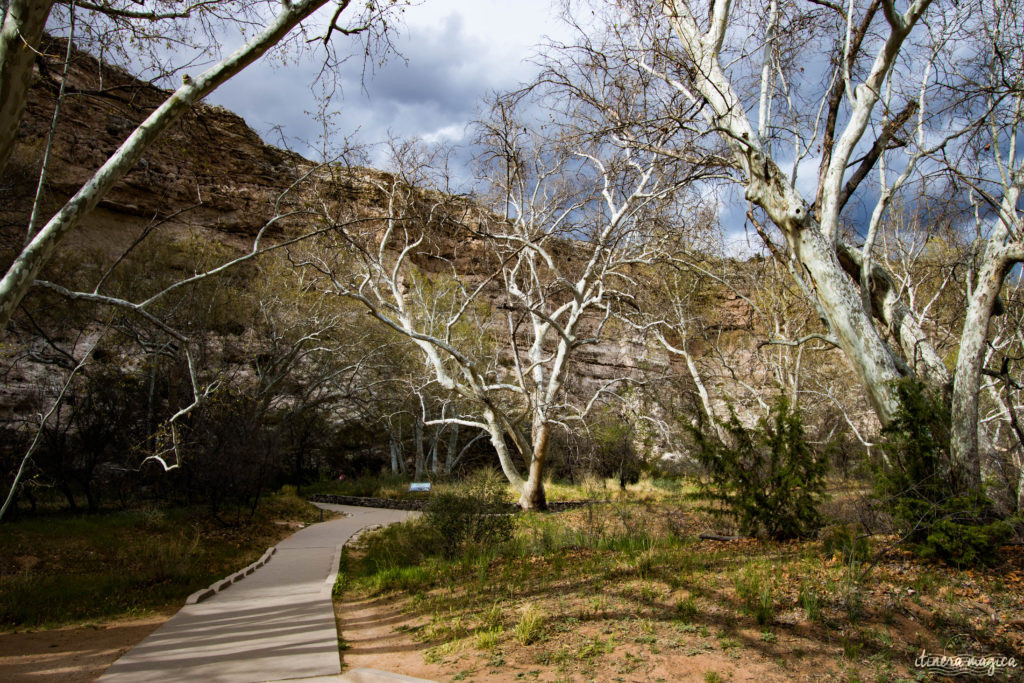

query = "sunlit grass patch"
[
  {"left": 474, "top": 625, "right": 503, "bottom": 650},
  {"left": 334, "top": 478, "right": 1024, "bottom": 682},
  {"left": 513, "top": 604, "right": 545, "bottom": 645}
]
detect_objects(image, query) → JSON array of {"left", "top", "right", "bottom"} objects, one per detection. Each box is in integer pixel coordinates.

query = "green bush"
[
  {"left": 874, "top": 379, "right": 1011, "bottom": 567},
  {"left": 689, "top": 397, "right": 827, "bottom": 539},
  {"left": 550, "top": 407, "right": 643, "bottom": 486},
  {"left": 424, "top": 471, "right": 514, "bottom": 557}
]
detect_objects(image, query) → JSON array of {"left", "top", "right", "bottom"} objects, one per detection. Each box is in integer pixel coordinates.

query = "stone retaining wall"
[{"left": 309, "top": 494, "right": 427, "bottom": 511}]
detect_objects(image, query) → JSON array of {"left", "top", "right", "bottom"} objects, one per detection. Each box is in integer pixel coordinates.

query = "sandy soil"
[
  {"left": 0, "top": 614, "right": 171, "bottom": 682},
  {"left": 334, "top": 595, "right": 831, "bottom": 682},
  {"left": 337, "top": 595, "right": 450, "bottom": 681}
]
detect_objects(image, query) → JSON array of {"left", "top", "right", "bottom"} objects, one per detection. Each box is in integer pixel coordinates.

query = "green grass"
[
  {"left": 798, "top": 582, "right": 822, "bottom": 622},
  {"left": 514, "top": 604, "right": 545, "bottom": 645},
  {"left": 733, "top": 563, "right": 778, "bottom": 626},
  {"left": 335, "top": 477, "right": 1024, "bottom": 682},
  {"left": 475, "top": 625, "right": 503, "bottom": 650},
  {"left": 674, "top": 594, "right": 699, "bottom": 621},
  {"left": 0, "top": 489, "right": 324, "bottom": 630},
  {"left": 368, "top": 565, "right": 436, "bottom": 594}
]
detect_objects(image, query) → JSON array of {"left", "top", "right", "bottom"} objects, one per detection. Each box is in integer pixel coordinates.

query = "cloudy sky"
[
  {"left": 208, "top": 0, "right": 571, "bottom": 176},
  {"left": 200, "top": 1, "right": 758, "bottom": 251}
]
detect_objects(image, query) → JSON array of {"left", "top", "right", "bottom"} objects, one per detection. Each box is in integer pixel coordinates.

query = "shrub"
[
  {"left": 424, "top": 470, "right": 514, "bottom": 557},
  {"left": 689, "top": 396, "right": 827, "bottom": 539},
  {"left": 551, "top": 408, "right": 643, "bottom": 486},
  {"left": 874, "top": 380, "right": 1011, "bottom": 567}
]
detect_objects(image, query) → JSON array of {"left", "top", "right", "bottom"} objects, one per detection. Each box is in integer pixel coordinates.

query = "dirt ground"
[
  {"left": 336, "top": 595, "right": 450, "bottom": 681},
  {"left": 334, "top": 595, "right": 832, "bottom": 682},
  {"left": 0, "top": 613, "right": 171, "bottom": 682}
]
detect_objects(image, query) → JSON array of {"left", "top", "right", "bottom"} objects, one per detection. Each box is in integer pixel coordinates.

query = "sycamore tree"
[
  {"left": 1, "top": 0, "right": 259, "bottom": 179},
  {"left": 297, "top": 82, "right": 695, "bottom": 507},
  {"left": 564, "top": 0, "right": 1023, "bottom": 494}
]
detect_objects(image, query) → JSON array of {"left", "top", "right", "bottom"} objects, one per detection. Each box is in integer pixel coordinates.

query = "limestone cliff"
[{"left": 0, "top": 38, "right": 778, "bottom": 440}]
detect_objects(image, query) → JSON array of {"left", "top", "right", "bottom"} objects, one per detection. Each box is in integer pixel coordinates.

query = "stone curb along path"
[
  {"left": 99, "top": 504, "right": 425, "bottom": 683},
  {"left": 186, "top": 546, "right": 278, "bottom": 605}
]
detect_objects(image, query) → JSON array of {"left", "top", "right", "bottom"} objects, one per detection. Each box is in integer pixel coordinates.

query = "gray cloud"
[{"left": 207, "top": 8, "right": 540, "bottom": 172}]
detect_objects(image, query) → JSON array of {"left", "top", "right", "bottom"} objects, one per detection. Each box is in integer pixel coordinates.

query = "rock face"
[
  {"left": 0, "top": 38, "right": 763, "bottom": 425},
  {"left": 4, "top": 36, "right": 314, "bottom": 240},
  {"left": 3, "top": 39, "right": 701, "bottom": 386}
]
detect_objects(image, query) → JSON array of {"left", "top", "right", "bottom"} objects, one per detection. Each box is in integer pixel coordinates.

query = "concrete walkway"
[{"left": 100, "top": 504, "right": 427, "bottom": 683}]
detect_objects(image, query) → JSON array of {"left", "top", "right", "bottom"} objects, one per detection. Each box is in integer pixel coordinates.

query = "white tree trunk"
[
  {"left": 429, "top": 429, "right": 439, "bottom": 475},
  {"left": 389, "top": 436, "right": 399, "bottom": 473},
  {"left": 950, "top": 259, "right": 1006, "bottom": 491},
  {"left": 388, "top": 427, "right": 405, "bottom": 475},
  {"left": 784, "top": 214, "right": 904, "bottom": 423},
  {"left": 482, "top": 406, "right": 527, "bottom": 495},
  {"left": 1018, "top": 464, "right": 1024, "bottom": 512},
  {"left": 0, "top": 0, "right": 54, "bottom": 176},
  {"left": 661, "top": 1, "right": 940, "bottom": 427},
  {"left": 837, "top": 243, "right": 952, "bottom": 391},
  {"left": 950, "top": 163, "right": 1022, "bottom": 487},
  {"left": 518, "top": 419, "right": 551, "bottom": 510}
]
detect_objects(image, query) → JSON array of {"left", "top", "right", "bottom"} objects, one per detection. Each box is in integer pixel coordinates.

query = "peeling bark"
[
  {"left": 660, "top": 0, "right": 940, "bottom": 428},
  {"left": 519, "top": 420, "right": 550, "bottom": 510},
  {"left": 835, "top": 243, "right": 952, "bottom": 392},
  {"left": 0, "top": 0, "right": 54, "bottom": 176},
  {"left": 951, "top": 253, "right": 1006, "bottom": 491}
]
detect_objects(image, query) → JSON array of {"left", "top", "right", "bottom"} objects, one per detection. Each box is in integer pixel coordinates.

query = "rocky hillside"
[
  {"left": 3, "top": 36, "right": 314, "bottom": 241},
  {"left": 0, "top": 38, "right": 772, "bottom": 427}
]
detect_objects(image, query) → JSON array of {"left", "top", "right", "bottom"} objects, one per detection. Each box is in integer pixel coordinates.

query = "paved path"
[{"left": 100, "top": 504, "right": 426, "bottom": 683}]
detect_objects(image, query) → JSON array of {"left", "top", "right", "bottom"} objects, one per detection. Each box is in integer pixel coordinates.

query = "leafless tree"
[
  {"left": 564, "top": 0, "right": 1022, "bottom": 493},
  {"left": 294, "top": 77, "right": 691, "bottom": 507}
]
